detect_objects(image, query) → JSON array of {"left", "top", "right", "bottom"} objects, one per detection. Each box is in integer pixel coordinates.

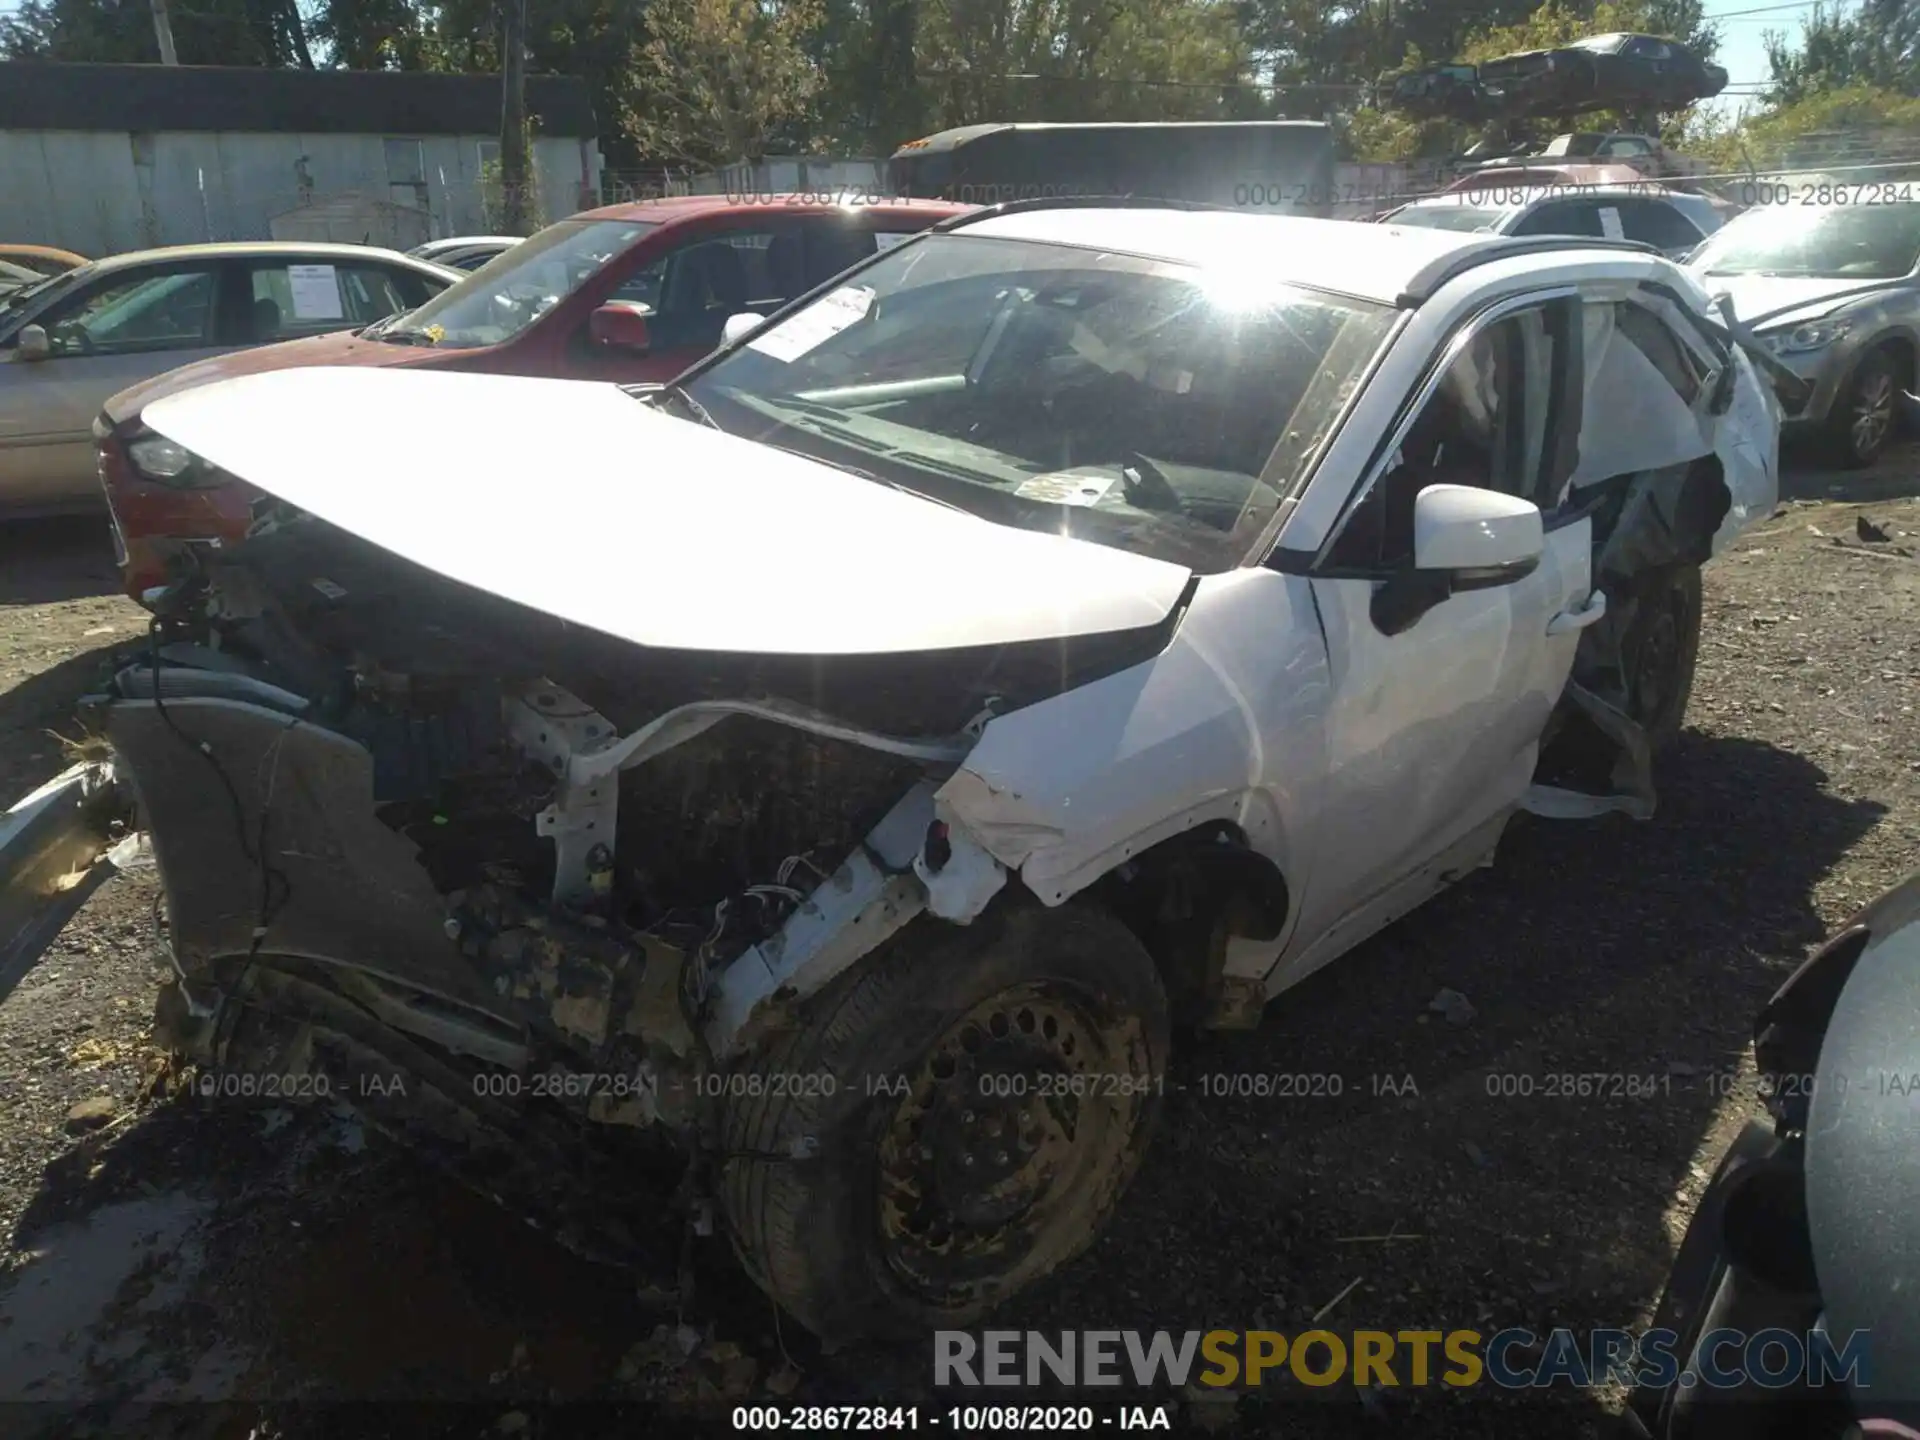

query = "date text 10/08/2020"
[
  {"left": 718, "top": 182, "right": 1414, "bottom": 209},
  {"left": 731, "top": 1406, "right": 1175, "bottom": 1431}
]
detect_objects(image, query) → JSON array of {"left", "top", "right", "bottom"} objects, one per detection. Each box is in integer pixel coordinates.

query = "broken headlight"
[
  {"left": 127, "top": 434, "right": 222, "bottom": 487},
  {"left": 1764, "top": 318, "right": 1852, "bottom": 356}
]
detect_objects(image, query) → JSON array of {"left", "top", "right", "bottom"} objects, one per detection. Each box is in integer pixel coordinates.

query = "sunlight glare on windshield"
[{"left": 1190, "top": 267, "right": 1307, "bottom": 314}]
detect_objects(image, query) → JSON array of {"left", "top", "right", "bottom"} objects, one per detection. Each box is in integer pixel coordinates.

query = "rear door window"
[
  {"left": 245, "top": 261, "right": 424, "bottom": 341},
  {"left": 1511, "top": 200, "right": 1607, "bottom": 238},
  {"left": 802, "top": 225, "right": 881, "bottom": 288},
  {"left": 1619, "top": 200, "right": 1705, "bottom": 252}
]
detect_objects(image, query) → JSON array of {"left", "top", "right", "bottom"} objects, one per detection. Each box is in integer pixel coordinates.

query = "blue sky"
[{"left": 1703, "top": 0, "right": 1839, "bottom": 113}]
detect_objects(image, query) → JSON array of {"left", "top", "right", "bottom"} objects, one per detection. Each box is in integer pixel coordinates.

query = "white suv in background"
[{"left": 1381, "top": 184, "right": 1727, "bottom": 260}]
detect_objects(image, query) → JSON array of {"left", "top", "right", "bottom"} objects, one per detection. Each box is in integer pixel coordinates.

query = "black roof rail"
[
  {"left": 931, "top": 194, "right": 1235, "bottom": 232},
  {"left": 1394, "top": 233, "right": 1666, "bottom": 307},
  {"left": 925, "top": 203, "right": 1669, "bottom": 303}
]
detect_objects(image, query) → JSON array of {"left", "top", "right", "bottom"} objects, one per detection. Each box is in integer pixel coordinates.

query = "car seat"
[
  {"left": 765, "top": 233, "right": 806, "bottom": 303},
  {"left": 695, "top": 244, "right": 749, "bottom": 313},
  {"left": 252, "top": 296, "right": 283, "bottom": 338}
]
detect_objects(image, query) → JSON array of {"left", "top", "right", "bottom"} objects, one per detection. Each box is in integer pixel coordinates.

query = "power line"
[{"left": 1709, "top": 0, "right": 1835, "bottom": 18}]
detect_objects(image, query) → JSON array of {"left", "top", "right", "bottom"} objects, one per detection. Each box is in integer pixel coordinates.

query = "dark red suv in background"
[{"left": 97, "top": 194, "right": 970, "bottom": 599}]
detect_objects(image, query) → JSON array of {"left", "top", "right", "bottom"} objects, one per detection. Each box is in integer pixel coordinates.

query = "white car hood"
[
  {"left": 141, "top": 367, "right": 1194, "bottom": 657},
  {"left": 1704, "top": 273, "right": 1903, "bottom": 330}
]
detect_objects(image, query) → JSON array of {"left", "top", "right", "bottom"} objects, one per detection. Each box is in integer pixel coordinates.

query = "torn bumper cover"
[
  {"left": 2, "top": 660, "right": 1011, "bottom": 1126},
  {"left": 0, "top": 761, "right": 136, "bottom": 1004}
]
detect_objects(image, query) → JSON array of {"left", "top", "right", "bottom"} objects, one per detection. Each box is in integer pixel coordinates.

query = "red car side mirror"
[{"left": 589, "top": 302, "right": 651, "bottom": 352}]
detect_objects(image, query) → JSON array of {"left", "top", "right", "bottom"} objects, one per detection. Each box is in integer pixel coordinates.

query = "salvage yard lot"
[{"left": 0, "top": 456, "right": 1916, "bottom": 1438}]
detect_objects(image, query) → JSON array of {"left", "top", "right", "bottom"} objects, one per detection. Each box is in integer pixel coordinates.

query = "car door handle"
[{"left": 1547, "top": 589, "right": 1607, "bottom": 636}]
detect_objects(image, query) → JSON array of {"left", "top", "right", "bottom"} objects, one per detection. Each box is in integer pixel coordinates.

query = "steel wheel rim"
[{"left": 874, "top": 982, "right": 1144, "bottom": 1307}]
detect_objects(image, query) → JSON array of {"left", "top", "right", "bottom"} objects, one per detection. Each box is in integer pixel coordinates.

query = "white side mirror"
[
  {"left": 15, "top": 324, "right": 50, "bottom": 361},
  {"left": 1413, "top": 483, "right": 1543, "bottom": 577},
  {"left": 722, "top": 312, "right": 764, "bottom": 345}
]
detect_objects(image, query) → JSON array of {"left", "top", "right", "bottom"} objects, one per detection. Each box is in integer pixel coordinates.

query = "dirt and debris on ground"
[{"left": 0, "top": 443, "right": 1915, "bottom": 1439}]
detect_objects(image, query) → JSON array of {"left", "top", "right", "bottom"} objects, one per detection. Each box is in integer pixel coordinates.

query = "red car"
[{"left": 98, "top": 194, "right": 970, "bottom": 599}]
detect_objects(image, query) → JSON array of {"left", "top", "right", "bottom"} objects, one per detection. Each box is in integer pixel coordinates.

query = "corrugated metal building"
[{"left": 0, "top": 62, "right": 604, "bottom": 257}]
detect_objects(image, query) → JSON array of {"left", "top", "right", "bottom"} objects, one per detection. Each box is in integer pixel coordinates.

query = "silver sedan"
[{"left": 0, "top": 241, "right": 458, "bottom": 517}]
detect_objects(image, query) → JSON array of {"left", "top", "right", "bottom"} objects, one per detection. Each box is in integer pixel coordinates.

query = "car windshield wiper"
[
  {"left": 1, "top": 283, "right": 50, "bottom": 312},
  {"left": 767, "top": 395, "right": 860, "bottom": 423},
  {"left": 766, "top": 442, "right": 970, "bottom": 514},
  {"left": 669, "top": 384, "right": 717, "bottom": 428},
  {"left": 374, "top": 326, "right": 441, "bottom": 346}
]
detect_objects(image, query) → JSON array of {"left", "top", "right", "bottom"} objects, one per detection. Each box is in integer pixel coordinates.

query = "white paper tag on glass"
[
  {"left": 748, "top": 285, "right": 876, "bottom": 362},
  {"left": 1598, "top": 206, "right": 1625, "bottom": 240},
  {"left": 874, "top": 232, "right": 913, "bottom": 252},
  {"left": 1014, "top": 472, "right": 1119, "bottom": 507},
  {"left": 287, "top": 264, "right": 344, "bottom": 320}
]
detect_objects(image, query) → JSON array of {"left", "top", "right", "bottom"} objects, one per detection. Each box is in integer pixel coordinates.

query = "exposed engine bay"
[{"left": 89, "top": 511, "right": 1176, "bottom": 1258}]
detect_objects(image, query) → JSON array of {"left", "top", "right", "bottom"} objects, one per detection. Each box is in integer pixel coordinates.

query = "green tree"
[
  {"left": 1764, "top": 0, "right": 1920, "bottom": 105},
  {"left": 622, "top": 0, "right": 824, "bottom": 167},
  {"left": 805, "top": 0, "right": 927, "bottom": 154},
  {"left": 307, "top": 0, "right": 447, "bottom": 69},
  {"left": 1, "top": 0, "right": 310, "bottom": 65},
  {"left": 913, "top": 0, "right": 1252, "bottom": 128},
  {"left": 1693, "top": 81, "right": 1920, "bottom": 170}
]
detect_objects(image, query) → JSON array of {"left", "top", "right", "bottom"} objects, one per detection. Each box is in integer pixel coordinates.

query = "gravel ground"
[{"left": 0, "top": 446, "right": 1915, "bottom": 1440}]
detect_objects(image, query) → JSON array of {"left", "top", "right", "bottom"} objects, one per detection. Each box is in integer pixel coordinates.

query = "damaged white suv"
[{"left": 3, "top": 202, "right": 1786, "bottom": 1342}]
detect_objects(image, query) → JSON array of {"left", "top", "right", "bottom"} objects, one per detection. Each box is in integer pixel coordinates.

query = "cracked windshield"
[
  {"left": 378, "top": 217, "right": 658, "bottom": 347},
  {"left": 680, "top": 233, "right": 1397, "bottom": 573}
]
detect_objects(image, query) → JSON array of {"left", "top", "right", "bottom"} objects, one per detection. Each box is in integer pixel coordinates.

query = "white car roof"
[
  {"left": 955, "top": 209, "right": 1534, "bottom": 306},
  {"left": 416, "top": 235, "right": 519, "bottom": 254}
]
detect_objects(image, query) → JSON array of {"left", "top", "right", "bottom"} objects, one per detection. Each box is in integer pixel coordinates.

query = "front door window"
[{"left": 40, "top": 269, "right": 218, "bottom": 357}]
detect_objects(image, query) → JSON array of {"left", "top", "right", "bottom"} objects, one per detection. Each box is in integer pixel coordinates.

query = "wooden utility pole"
[
  {"left": 500, "top": 0, "right": 531, "bottom": 234},
  {"left": 150, "top": 0, "right": 180, "bottom": 64}
]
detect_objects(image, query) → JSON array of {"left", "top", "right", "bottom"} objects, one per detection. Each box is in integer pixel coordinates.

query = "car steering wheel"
[{"left": 54, "top": 323, "right": 95, "bottom": 357}]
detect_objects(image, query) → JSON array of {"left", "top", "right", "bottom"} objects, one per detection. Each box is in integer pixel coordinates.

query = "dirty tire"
[
  {"left": 718, "top": 901, "right": 1170, "bottom": 1344},
  {"left": 1624, "top": 563, "right": 1703, "bottom": 754},
  {"left": 1538, "top": 563, "right": 1703, "bottom": 785},
  {"left": 1828, "top": 346, "right": 1906, "bottom": 469}
]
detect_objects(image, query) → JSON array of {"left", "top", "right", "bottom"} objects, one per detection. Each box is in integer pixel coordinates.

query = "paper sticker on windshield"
[
  {"left": 748, "top": 285, "right": 876, "bottom": 362},
  {"left": 1598, "top": 206, "right": 1625, "bottom": 240},
  {"left": 1014, "top": 472, "right": 1118, "bottom": 507},
  {"left": 874, "top": 232, "right": 913, "bottom": 252},
  {"left": 286, "top": 264, "right": 344, "bottom": 320}
]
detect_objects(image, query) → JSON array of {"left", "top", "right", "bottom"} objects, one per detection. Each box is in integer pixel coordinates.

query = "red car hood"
[{"left": 103, "top": 328, "right": 444, "bottom": 428}]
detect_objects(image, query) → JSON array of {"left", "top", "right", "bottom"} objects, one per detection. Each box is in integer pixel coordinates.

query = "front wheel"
[
  {"left": 718, "top": 901, "right": 1170, "bottom": 1343},
  {"left": 1828, "top": 347, "right": 1906, "bottom": 468}
]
